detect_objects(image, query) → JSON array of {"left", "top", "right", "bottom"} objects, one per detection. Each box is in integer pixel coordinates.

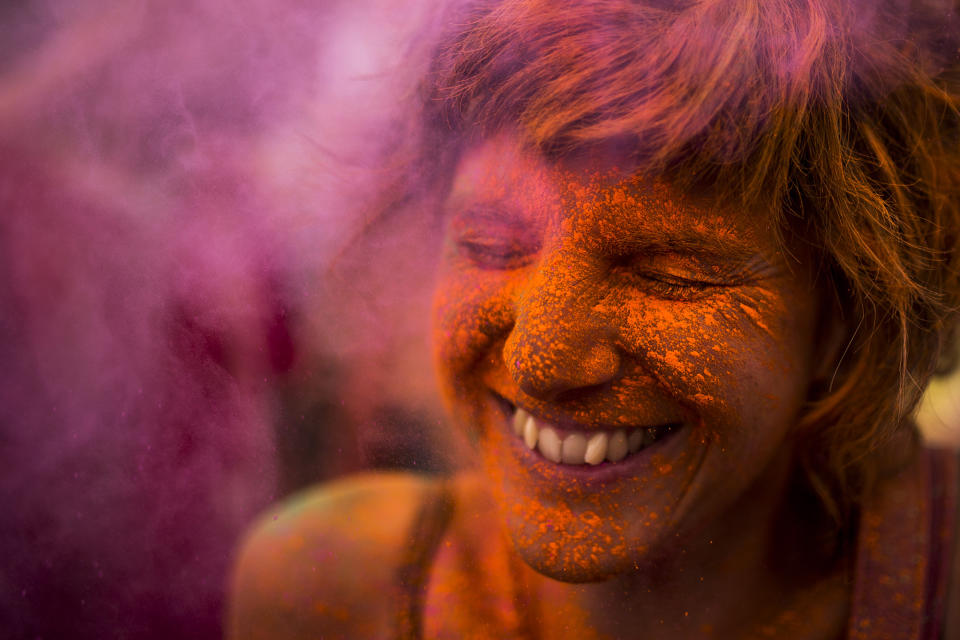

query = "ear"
[{"left": 810, "top": 293, "right": 851, "bottom": 389}]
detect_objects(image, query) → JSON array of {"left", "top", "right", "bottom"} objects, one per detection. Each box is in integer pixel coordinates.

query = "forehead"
[{"left": 447, "top": 133, "right": 782, "bottom": 258}]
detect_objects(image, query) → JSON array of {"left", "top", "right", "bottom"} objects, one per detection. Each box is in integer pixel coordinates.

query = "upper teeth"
[{"left": 511, "top": 408, "right": 670, "bottom": 465}]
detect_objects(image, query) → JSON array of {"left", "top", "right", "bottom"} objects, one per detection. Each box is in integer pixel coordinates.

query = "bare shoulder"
[{"left": 226, "top": 472, "right": 446, "bottom": 640}]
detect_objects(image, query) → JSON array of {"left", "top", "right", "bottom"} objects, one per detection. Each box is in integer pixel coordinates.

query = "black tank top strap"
[{"left": 394, "top": 477, "right": 455, "bottom": 640}]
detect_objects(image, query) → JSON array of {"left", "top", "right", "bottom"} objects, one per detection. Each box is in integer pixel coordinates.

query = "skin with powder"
[
  {"left": 429, "top": 134, "right": 847, "bottom": 638},
  {"left": 227, "top": 1, "right": 960, "bottom": 638}
]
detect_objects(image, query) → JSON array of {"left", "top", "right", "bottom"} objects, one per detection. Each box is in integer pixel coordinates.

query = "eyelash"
[
  {"left": 455, "top": 238, "right": 536, "bottom": 270},
  {"left": 633, "top": 272, "right": 732, "bottom": 301},
  {"left": 613, "top": 252, "right": 752, "bottom": 300}
]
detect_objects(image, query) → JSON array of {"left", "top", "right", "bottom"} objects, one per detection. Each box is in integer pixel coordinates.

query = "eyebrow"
[
  {"left": 443, "top": 197, "right": 537, "bottom": 227},
  {"left": 627, "top": 232, "right": 761, "bottom": 263}
]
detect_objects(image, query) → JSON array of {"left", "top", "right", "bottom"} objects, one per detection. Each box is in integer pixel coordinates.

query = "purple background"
[{"left": 0, "top": 1, "right": 455, "bottom": 637}]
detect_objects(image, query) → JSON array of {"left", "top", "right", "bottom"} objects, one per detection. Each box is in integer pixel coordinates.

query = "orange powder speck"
[
  {"left": 579, "top": 511, "right": 602, "bottom": 528},
  {"left": 739, "top": 303, "right": 770, "bottom": 332}
]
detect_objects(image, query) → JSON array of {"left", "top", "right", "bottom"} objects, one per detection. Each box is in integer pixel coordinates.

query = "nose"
[{"left": 503, "top": 250, "right": 621, "bottom": 400}]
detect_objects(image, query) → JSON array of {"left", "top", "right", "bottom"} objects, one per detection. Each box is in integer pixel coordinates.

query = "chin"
[
  {"left": 486, "top": 455, "right": 682, "bottom": 585},
  {"left": 508, "top": 531, "right": 632, "bottom": 583}
]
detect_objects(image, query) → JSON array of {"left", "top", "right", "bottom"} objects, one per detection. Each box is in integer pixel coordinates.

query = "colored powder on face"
[{"left": 431, "top": 134, "right": 823, "bottom": 607}]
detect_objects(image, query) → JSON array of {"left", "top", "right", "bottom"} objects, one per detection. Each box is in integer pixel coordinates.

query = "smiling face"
[{"left": 432, "top": 133, "right": 823, "bottom": 582}]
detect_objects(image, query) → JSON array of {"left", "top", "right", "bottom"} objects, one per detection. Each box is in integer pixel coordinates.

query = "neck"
[{"left": 523, "top": 449, "right": 849, "bottom": 640}]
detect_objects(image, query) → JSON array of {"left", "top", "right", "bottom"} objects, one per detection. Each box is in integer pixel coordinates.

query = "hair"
[{"left": 398, "top": 0, "right": 960, "bottom": 524}]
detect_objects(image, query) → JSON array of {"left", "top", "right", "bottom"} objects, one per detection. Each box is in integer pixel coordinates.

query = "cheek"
[
  {"left": 431, "top": 269, "right": 516, "bottom": 408},
  {"left": 611, "top": 287, "right": 815, "bottom": 439}
]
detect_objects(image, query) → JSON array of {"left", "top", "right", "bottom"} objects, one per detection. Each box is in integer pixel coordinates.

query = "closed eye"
[
  {"left": 455, "top": 235, "right": 538, "bottom": 270},
  {"left": 613, "top": 250, "right": 759, "bottom": 301},
  {"left": 447, "top": 205, "right": 542, "bottom": 271},
  {"left": 632, "top": 272, "right": 739, "bottom": 300}
]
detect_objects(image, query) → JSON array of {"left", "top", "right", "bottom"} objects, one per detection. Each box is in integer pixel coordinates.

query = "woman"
[{"left": 228, "top": 0, "right": 960, "bottom": 638}]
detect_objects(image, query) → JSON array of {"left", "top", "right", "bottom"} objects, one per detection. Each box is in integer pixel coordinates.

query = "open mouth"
[{"left": 496, "top": 397, "right": 682, "bottom": 467}]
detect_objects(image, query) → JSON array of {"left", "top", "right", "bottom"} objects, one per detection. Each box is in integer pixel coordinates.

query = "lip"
[{"left": 489, "top": 393, "right": 689, "bottom": 486}]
